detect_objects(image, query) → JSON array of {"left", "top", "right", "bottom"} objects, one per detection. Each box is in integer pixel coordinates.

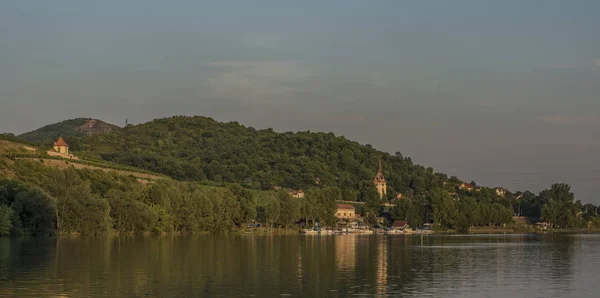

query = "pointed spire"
[{"left": 374, "top": 156, "right": 385, "bottom": 183}]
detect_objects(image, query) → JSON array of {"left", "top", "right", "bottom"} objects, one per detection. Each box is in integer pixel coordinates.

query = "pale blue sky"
[{"left": 1, "top": 1, "right": 599, "bottom": 202}]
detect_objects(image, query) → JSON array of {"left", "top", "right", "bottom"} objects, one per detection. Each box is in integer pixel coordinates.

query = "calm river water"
[{"left": 0, "top": 234, "right": 599, "bottom": 297}]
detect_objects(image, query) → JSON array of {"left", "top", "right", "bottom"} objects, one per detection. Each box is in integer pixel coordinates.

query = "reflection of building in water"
[
  {"left": 335, "top": 236, "right": 357, "bottom": 269},
  {"left": 375, "top": 238, "right": 388, "bottom": 295},
  {"left": 296, "top": 249, "right": 303, "bottom": 286}
]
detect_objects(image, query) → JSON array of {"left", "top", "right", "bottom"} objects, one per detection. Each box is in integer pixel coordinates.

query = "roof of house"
[
  {"left": 337, "top": 204, "right": 356, "bottom": 210},
  {"left": 53, "top": 137, "right": 69, "bottom": 147},
  {"left": 391, "top": 220, "right": 408, "bottom": 228}
]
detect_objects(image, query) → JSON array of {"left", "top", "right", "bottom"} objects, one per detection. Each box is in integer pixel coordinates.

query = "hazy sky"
[{"left": 1, "top": 1, "right": 599, "bottom": 203}]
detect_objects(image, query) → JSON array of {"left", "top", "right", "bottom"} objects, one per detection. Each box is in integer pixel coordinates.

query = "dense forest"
[
  {"left": 1, "top": 159, "right": 597, "bottom": 236},
  {"left": 0, "top": 160, "right": 339, "bottom": 235},
  {"left": 1, "top": 115, "right": 599, "bottom": 235},
  {"left": 55, "top": 116, "right": 459, "bottom": 198}
]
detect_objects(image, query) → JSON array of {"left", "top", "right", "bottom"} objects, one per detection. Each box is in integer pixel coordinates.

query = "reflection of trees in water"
[
  {"left": 0, "top": 235, "right": 583, "bottom": 297},
  {"left": 0, "top": 238, "right": 56, "bottom": 297},
  {"left": 538, "top": 235, "right": 576, "bottom": 289}
]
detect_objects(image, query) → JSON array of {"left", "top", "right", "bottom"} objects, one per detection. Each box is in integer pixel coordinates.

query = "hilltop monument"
[{"left": 374, "top": 158, "right": 387, "bottom": 199}]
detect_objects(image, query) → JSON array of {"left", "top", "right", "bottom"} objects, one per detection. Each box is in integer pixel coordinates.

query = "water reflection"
[{"left": 0, "top": 234, "right": 597, "bottom": 297}]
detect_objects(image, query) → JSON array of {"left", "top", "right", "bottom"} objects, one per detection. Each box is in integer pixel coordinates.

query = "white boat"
[
  {"left": 301, "top": 229, "right": 318, "bottom": 234},
  {"left": 386, "top": 229, "right": 404, "bottom": 234}
]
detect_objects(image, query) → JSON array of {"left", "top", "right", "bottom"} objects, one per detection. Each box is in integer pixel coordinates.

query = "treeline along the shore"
[
  {"left": 0, "top": 160, "right": 339, "bottom": 235},
  {"left": 1, "top": 159, "right": 598, "bottom": 236}
]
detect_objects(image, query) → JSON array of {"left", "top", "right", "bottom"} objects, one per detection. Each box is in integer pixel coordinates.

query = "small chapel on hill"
[{"left": 53, "top": 136, "right": 69, "bottom": 155}]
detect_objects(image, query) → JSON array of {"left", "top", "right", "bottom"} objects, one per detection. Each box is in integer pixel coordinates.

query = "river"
[{"left": 1, "top": 234, "right": 598, "bottom": 297}]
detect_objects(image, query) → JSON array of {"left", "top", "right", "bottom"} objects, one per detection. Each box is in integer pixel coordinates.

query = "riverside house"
[{"left": 336, "top": 204, "right": 356, "bottom": 219}]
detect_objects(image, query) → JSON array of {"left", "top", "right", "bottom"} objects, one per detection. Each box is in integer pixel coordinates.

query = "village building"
[
  {"left": 536, "top": 222, "right": 551, "bottom": 230},
  {"left": 495, "top": 187, "right": 506, "bottom": 197},
  {"left": 288, "top": 189, "right": 304, "bottom": 198},
  {"left": 391, "top": 220, "right": 409, "bottom": 230},
  {"left": 53, "top": 136, "right": 69, "bottom": 155},
  {"left": 459, "top": 183, "right": 475, "bottom": 191},
  {"left": 336, "top": 204, "right": 356, "bottom": 219},
  {"left": 374, "top": 159, "right": 387, "bottom": 199}
]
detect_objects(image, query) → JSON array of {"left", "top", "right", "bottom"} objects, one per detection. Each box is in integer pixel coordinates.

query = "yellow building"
[
  {"left": 288, "top": 189, "right": 304, "bottom": 198},
  {"left": 53, "top": 136, "right": 69, "bottom": 154},
  {"left": 374, "top": 159, "right": 386, "bottom": 199},
  {"left": 336, "top": 204, "right": 356, "bottom": 219}
]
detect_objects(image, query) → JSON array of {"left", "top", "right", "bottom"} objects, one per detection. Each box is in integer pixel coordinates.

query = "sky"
[{"left": 1, "top": 1, "right": 599, "bottom": 203}]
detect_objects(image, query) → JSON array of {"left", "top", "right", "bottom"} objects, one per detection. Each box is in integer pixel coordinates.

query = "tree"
[
  {"left": 391, "top": 197, "right": 423, "bottom": 228},
  {"left": 0, "top": 206, "right": 14, "bottom": 236},
  {"left": 431, "top": 190, "right": 456, "bottom": 229},
  {"left": 11, "top": 188, "right": 56, "bottom": 235},
  {"left": 278, "top": 191, "right": 300, "bottom": 229},
  {"left": 455, "top": 196, "right": 479, "bottom": 232},
  {"left": 227, "top": 184, "right": 256, "bottom": 228},
  {"left": 539, "top": 183, "right": 577, "bottom": 228},
  {"left": 300, "top": 193, "right": 318, "bottom": 227},
  {"left": 358, "top": 182, "right": 381, "bottom": 224},
  {"left": 264, "top": 197, "right": 280, "bottom": 231}
]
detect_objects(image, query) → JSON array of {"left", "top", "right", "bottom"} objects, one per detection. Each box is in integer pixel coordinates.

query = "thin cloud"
[
  {"left": 593, "top": 59, "right": 600, "bottom": 71},
  {"left": 547, "top": 59, "right": 600, "bottom": 71},
  {"left": 538, "top": 115, "right": 600, "bottom": 125},
  {"left": 206, "top": 60, "right": 315, "bottom": 100}
]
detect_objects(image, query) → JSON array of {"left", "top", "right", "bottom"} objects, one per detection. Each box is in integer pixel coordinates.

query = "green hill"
[
  {"left": 65, "top": 115, "right": 458, "bottom": 200},
  {"left": 2, "top": 115, "right": 596, "bottom": 236},
  {"left": 18, "top": 118, "right": 120, "bottom": 145}
]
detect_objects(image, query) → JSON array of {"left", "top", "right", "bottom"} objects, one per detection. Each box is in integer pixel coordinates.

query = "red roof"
[
  {"left": 392, "top": 220, "right": 408, "bottom": 228},
  {"left": 337, "top": 204, "right": 356, "bottom": 210},
  {"left": 53, "top": 137, "right": 69, "bottom": 147}
]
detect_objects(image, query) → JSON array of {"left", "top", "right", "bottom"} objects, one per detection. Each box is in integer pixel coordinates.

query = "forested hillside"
[
  {"left": 1, "top": 116, "right": 598, "bottom": 236},
  {"left": 18, "top": 118, "right": 120, "bottom": 145},
  {"left": 66, "top": 116, "right": 457, "bottom": 200}
]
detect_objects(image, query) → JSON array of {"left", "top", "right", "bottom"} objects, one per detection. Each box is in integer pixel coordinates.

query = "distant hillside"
[
  {"left": 66, "top": 116, "right": 467, "bottom": 200},
  {"left": 18, "top": 118, "right": 120, "bottom": 144},
  {"left": 0, "top": 138, "right": 162, "bottom": 181}
]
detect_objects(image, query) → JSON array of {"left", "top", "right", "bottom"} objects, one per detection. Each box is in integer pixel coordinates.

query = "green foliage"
[
  {"left": 0, "top": 134, "right": 39, "bottom": 147},
  {"left": 0, "top": 205, "right": 13, "bottom": 236},
  {"left": 0, "top": 178, "right": 57, "bottom": 235},
  {"left": 277, "top": 191, "right": 301, "bottom": 228},
  {"left": 390, "top": 197, "right": 424, "bottom": 228},
  {"left": 10, "top": 188, "right": 56, "bottom": 235},
  {"left": 302, "top": 187, "right": 339, "bottom": 227},
  {"left": 432, "top": 190, "right": 457, "bottom": 229},
  {"left": 227, "top": 184, "right": 257, "bottom": 227},
  {"left": 7, "top": 116, "right": 600, "bottom": 234},
  {"left": 264, "top": 196, "right": 280, "bottom": 230},
  {"left": 540, "top": 183, "right": 581, "bottom": 228},
  {"left": 60, "top": 116, "right": 459, "bottom": 197}
]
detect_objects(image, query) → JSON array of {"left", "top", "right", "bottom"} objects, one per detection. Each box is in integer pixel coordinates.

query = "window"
[{"left": 344, "top": 213, "right": 347, "bottom": 216}]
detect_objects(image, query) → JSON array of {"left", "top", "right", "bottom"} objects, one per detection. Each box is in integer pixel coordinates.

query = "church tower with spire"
[{"left": 373, "top": 158, "right": 387, "bottom": 199}]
